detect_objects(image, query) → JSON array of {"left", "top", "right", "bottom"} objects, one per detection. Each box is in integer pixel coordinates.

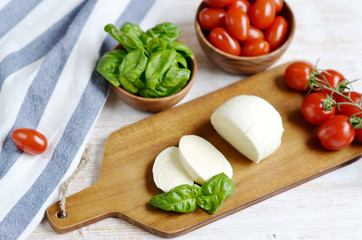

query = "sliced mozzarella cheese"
[
  {"left": 178, "top": 135, "right": 233, "bottom": 184},
  {"left": 211, "top": 95, "right": 284, "bottom": 163},
  {"left": 152, "top": 146, "right": 194, "bottom": 192}
]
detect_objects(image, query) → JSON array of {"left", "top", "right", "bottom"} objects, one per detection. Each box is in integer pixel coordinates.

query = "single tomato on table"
[
  {"left": 301, "top": 92, "right": 336, "bottom": 125},
  {"left": 11, "top": 128, "right": 48, "bottom": 155},
  {"left": 317, "top": 115, "right": 355, "bottom": 150},
  {"left": 225, "top": 8, "right": 250, "bottom": 41},
  {"left": 284, "top": 61, "right": 313, "bottom": 91},
  {"left": 198, "top": 8, "right": 226, "bottom": 31},
  {"left": 209, "top": 27, "right": 241, "bottom": 56},
  {"left": 249, "top": 0, "right": 276, "bottom": 29}
]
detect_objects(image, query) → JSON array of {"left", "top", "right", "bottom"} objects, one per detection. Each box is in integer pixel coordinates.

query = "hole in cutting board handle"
[{"left": 56, "top": 210, "right": 67, "bottom": 219}]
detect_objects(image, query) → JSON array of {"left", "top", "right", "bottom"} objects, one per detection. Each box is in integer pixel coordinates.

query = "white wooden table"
[{"left": 29, "top": 0, "right": 362, "bottom": 239}]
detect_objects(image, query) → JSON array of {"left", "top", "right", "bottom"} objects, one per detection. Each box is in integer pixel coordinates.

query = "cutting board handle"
[{"left": 46, "top": 182, "right": 114, "bottom": 233}]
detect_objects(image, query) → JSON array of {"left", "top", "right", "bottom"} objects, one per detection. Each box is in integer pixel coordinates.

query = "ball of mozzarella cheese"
[
  {"left": 152, "top": 146, "right": 194, "bottom": 192},
  {"left": 178, "top": 135, "right": 233, "bottom": 184},
  {"left": 211, "top": 95, "right": 284, "bottom": 163}
]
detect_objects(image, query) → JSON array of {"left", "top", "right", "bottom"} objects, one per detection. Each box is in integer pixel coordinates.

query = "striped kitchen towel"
[{"left": 0, "top": 0, "right": 174, "bottom": 239}]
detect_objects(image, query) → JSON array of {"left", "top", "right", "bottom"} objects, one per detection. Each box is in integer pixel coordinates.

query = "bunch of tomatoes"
[
  {"left": 285, "top": 61, "right": 362, "bottom": 150},
  {"left": 198, "top": 0, "right": 288, "bottom": 57}
]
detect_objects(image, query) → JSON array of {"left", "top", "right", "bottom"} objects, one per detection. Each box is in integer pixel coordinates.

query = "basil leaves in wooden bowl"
[{"left": 97, "top": 22, "right": 196, "bottom": 112}]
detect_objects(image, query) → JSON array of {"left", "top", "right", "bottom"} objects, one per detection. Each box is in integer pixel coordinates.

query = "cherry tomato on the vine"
[
  {"left": 301, "top": 92, "right": 336, "bottom": 125},
  {"left": 225, "top": 8, "right": 250, "bottom": 41},
  {"left": 199, "top": 8, "right": 226, "bottom": 31},
  {"left": 249, "top": 0, "right": 276, "bottom": 29},
  {"left": 273, "top": 0, "right": 284, "bottom": 13},
  {"left": 335, "top": 91, "right": 362, "bottom": 117},
  {"left": 316, "top": 69, "right": 345, "bottom": 96},
  {"left": 317, "top": 115, "right": 355, "bottom": 150},
  {"left": 227, "top": 0, "right": 251, "bottom": 14},
  {"left": 11, "top": 128, "right": 48, "bottom": 155},
  {"left": 204, "top": 0, "right": 234, "bottom": 8},
  {"left": 356, "top": 129, "right": 362, "bottom": 143},
  {"left": 265, "top": 16, "right": 288, "bottom": 51},
  {"left": 241, "top": 39, "right": 270, "bottom": 57},
  {"left": 247, "top": 25, "right": 264, "bottom": 41},
  {"left": 284, "top": 61, "right": 313, "bottom": 91},
  {"left": 209, "top": 27, "right": 241, "bottom": 56}
]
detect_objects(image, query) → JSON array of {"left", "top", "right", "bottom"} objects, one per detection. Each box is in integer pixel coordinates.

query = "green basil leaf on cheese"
[
  {"left": 197, "top": 173, "right": 235, "bottom": 215},
  {"left": 149, "top": 184, "right": 201, "bottom": 213}
]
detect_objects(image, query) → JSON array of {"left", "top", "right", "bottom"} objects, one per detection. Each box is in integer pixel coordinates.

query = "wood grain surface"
[
  {"left": 30, "top": 0, "right": 362, "bottom": 239},
  {"left": 46, "top": 62, "right": 361, "bottom": 238}
]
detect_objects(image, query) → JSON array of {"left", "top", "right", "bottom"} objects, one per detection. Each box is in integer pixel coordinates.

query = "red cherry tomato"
[
  {"left": 273, "top": 0, "right": 284, "bottom": 13},
  {"left": 11, "top": 128, "right": 48, "bottom": 155},
  {"left": 301, "top": 92, "right": 336, "bottom": 125},
  {"left": 227, "top": 0, "right": 251, "bottom": 14},
  {"left": 316, "top": 69, "right": 345, "bottom": 95},
  {"left": 318, "top": 115, "right": 355, "bottom": 150},
  {"left": 265, "top": 16, "right": 288, "bottom": 50},
  {"left": 247, "top": 25, "right": 264, "bottom": 41},
  {"left": 225, "top": 8, "right": 250, "bottom": 41},
  {"left": 335, "top": 91, "right": 362, "bottom": 117},
  {"left": 199, "top": 8, "right": 226, "bottom": 31},
  {"left": 241, "top": 39, "right": 270, "bottom": 56},
  {"left": 249, "top": 0, "right": 276, "bottom": 29},
  {"left": 204, "top": 0, "right": 234, "bottom": 8},
  {"left": 356, "top": 129, "right": 362, "bottom": 143},
  {"left": 209, "top": 27, "right": 241, "bottom": 56},
  {"left": 284, "top": 61, "right": 313, "bottom": 91}
]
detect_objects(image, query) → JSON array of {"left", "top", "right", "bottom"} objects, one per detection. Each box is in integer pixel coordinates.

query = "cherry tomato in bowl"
[
  {"left": 227, "top": 0, "right": 251, "bottom": 14},
  {"left": 249, "top": 0, "right": 276, "bottom": 29},
  {"left": 198, "top": 8, "right": 226, "bottom": 31},
  {"left": 225, "top": 8, "right": 250, "bottom": 41},
  {"left": 241, "top": 39, "right": 270, "bottom": 57},
  {"left": 317, "top": 115, "right": 355, "bottom": 150},
  {"left": 11, "top": 128, "right": 48, "bottom": 155},
  {"left": 209, "top": 27, "right": 241, "bottom": 56},
  {"left": 204, "top": 0, "right": 234, "bottom": 8},
  {"left": 265, "top": 16, "right": 289, "bottom": 51}
]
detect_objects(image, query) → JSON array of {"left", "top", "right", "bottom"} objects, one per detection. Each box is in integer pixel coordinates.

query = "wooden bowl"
[
  {"left": 111, "top": 44, "right": 197, "bottom": 112},
  {"left": 195, "top": 1, "right": 295, "bottom": 75}
]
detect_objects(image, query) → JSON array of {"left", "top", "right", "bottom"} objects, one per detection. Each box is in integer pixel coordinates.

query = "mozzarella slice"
[
  {"left": 152, "top": 146, "right": 194, "bottom": 192},
  {"left": 178, "top": 135, "right": 233, "bottom": 184},
  {"left": 211, "top": 95, "right": 284, "bottom": 163}
]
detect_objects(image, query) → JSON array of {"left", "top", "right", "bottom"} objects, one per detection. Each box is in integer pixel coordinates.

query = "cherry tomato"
[
  {"left": 356, "top": 129, "right": 362, "bottom": 143},
  {"left": 317, "top": 115, "right": 355, "bottom": 150},
  {"left": 284, "top": 61, "right": 313, "bottom": 91},
  {"left": 249, "top": 0, "right": 276, "bottom": 29},
  {"left": 241, "top": 39, "right": 270, "bottom": 56},
  {"left": 204, "top": 0, "right": 234, "bottom": 8},
  {"left": 273, "top": 0, "right": 284, "bottom": 13},
  {"left": 335, "top": 91, "right": 362, "bottom": 117},
  {"left": 227, "top": 0, "right": 251, "bottom": 14},
  {"left": 247, "top": 25, "right": 264, "bottom": 41},
  {"left": 209, "top": 27, "right": 241, "bottom": 56},
  {"left": 265, "top": 16, "right": 288, "bottom": 50},
  {"left": 225, "top": 8, "right": 250, "bottom": 41},
  {"left": 301, "top": 92, "right": 336, "bottom": 125},
  {"left": 199, "top": 8, "right": 226, "bottom": 31},
  {"left": 11, "top": 128, "right": 48, "bottom": 155},
  {"left": 316, "top": 69, "right": 345, "bottom": 96}
]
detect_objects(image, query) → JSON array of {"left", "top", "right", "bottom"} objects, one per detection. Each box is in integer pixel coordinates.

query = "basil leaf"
[
  {"left": 118, "top": 49, "right": 147, "bottom": 94},
  {"left": 168, "top": 41, "right": 194, "bottom": 60},
  {"left": 120, "top": 22, "right": 143, "bottom": 38},
  {"left": 149, "top": 184, "right": 201, "bottom": 213},
  {"left": 104, "top": 24, "right": 144, "bottom": 52},
  {"left": 144, "top": 22, "right": 181, "bottom": 44},
  {"left": 155, "top": 65, "right": 190, "bottom": 97},
  {"left": 175, "top": 52, "right": 188, "bottom": 69},
  {"left": 197, "top": 173, "right": 235, "bottom": 215},
  {"left": 145, "top": 49, "right": 176, "bottom": 90},
  {"left": 96, "top": 49, "right": 128, "bottom": 86},
  {"left": 146, "top": 38, "right": 167, "bottom": 56}
]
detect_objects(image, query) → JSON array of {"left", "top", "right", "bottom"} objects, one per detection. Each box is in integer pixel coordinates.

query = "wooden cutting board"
[{"left": 47, "top": 62, "right": 362, "bottom": 238}]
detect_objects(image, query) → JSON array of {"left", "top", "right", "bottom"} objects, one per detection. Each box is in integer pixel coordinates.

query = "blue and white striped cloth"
[{"left": 0, "top": 0, "right": 173, "bottom": 239}]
